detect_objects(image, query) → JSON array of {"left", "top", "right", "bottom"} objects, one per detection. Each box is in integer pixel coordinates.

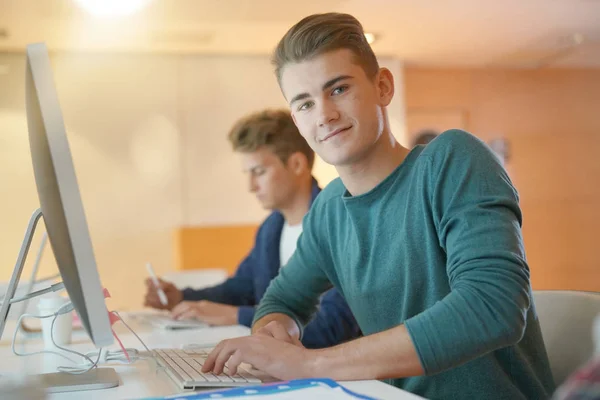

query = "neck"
[
  {"left": 337, "top": 129, "right": 409, "bottom": 196},
  {"left": 279, "top": 177, "right": 313, "bottom": 225}
]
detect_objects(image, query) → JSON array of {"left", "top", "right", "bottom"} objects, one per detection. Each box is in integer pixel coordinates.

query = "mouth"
[{"left": 320, "top": 125, "right": 352, "bottom": 142}]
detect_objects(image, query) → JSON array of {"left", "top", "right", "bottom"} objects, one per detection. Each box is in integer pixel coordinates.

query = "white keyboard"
[
  {"left": 147, "top": 315, "right": 208, "bottom": 330},
  {"left": 153, "top": 348, "right": 263, "bottom": 389}
]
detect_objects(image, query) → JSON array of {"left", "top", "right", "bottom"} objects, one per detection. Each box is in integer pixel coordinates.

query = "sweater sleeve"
[
  {"left": 404, "top": 130, "right": 532, "bottom": 375},
  {"left": 253, "top": 205, "right": 333, "bottom": 339}
]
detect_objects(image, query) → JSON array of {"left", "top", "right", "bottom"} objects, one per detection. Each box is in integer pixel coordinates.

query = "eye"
[
  {"left": 253, "top": 168, "right": 266, "bottom": 177},
  {"left": 298, "top": 101, "right": 314, "bottom": 111},
  {"left": 331, "top": 85, "right": 348, "bottom": 96}
]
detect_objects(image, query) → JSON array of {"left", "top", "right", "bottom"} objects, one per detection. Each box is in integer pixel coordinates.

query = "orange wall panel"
[{"left": 174, "top": 225, "right": 259, "bottom": 276}]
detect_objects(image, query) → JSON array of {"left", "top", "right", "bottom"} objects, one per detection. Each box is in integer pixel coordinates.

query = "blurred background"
[{"left": 0, "top": 0, "right": 598, "bottom": 310}]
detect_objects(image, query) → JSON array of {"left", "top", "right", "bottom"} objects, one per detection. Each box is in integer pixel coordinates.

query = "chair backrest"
[{"left": 533, "top": 290, "right": 600, "bottom": 385}]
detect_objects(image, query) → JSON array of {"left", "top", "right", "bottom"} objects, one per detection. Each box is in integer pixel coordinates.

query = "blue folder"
[{"left": 140, "top": 378, "right": 379, "bottom": 399}]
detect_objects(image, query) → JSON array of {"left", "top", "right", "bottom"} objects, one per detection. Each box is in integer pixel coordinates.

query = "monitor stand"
[
  {"left": 37, "top": 368, "right": 120, "bottom": 393},
  {"left": 0, "top": 208, "right": 119, "bottom": 393}
]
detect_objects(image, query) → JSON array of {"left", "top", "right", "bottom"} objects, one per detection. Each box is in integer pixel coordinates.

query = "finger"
[
  {"left": 170, "top": 304, "right": 190, "bottom": 319},
  {"left": 170, "top": 302, "right": 187, "bottom": 314},
  {"left": 144, "top": 293, "right": 159, "bottom": 307},
  {"left": 226, "top": 349, "right": 243, "bottom": 376},
  {"left": 170, "top": 307, "right": 188, "bottom": 319},
  {"left": 175, "top": 309, "right": 199, "bottom": 320},
  {"left": 213, "top": 344, "right": 237, "bottom": 375},
  {"left": 143, "top": 297, "right": 153, "bottom": 307},
  {"left": 158, "top": 279, "right": 170, "bottom": 290},
  {"left": 202, "top": 341, "right": 226, "bottom": 373}
]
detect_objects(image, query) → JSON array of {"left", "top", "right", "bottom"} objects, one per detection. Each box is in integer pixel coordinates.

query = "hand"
[
  {"left": 170, "top": 300, "right": 238, "bottom": 326},
  {"left": 201, "top": 334, "right": 313, "bottom": 380},
  {"left": 143, "top": 278, "right": 183, "bottom": 310}
]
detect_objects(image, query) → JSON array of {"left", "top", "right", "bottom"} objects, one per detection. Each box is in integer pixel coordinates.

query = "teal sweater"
[{"left": 254, "top": 130, "right": 555, "bottom": 399}]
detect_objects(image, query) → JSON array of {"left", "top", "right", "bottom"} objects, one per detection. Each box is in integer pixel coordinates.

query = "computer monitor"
[
  {"left": 25, "top": 42, "right": 114, "bottom": 348},
  {"left": 0, "top": 42, "right": 118, "bottom": 392}
]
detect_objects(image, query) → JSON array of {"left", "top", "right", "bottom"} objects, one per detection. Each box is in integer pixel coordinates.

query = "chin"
[
  {"left": 259, "top": 201, "right": 275, "bottom": 210},
  {"left": 316, "top": 149, "right": 340, "bottom": 165},
  {"left": 320, "top": 151, "right": 357, "bottom": 167},
  {"left": 318, "top": 142, "right": 361, "bottom": 165}
]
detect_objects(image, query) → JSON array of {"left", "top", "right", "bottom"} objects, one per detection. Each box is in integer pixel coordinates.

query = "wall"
[
  {"left": 405, "top": 67, "right": 600, "bottom": 292},
  {"left": 0, "top": 52, "right": 405, "bottom": 310},
  {"left": 1, "top": 51, "right": 597, "bottom": 311},
  {"left": 1, "top": 53, "right": 185, "bottom": 311}
]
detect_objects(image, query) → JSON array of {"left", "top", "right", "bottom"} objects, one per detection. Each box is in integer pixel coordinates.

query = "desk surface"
[{"left": 0, "top": 313, "right": 423, "bottom": 399}]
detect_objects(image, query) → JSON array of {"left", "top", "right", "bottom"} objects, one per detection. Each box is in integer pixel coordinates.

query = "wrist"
[
  {"left": 229, "top": 306, "right": 240, "bottom": 325},
  {"left": 304, "top": 348, "right": 329, "bottom": 378}
]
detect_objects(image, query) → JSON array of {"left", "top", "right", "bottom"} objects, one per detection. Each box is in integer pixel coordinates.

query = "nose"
[
  {"left": 317, "top": 100, "right": 340, "bottom": 127},
  {"left": 248, "top": 175, "right": 258, "bottom": 193}
]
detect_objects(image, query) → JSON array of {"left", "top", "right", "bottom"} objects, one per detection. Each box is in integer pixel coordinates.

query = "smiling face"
[{"left": 281, "top": 49, "right": 394, "bottom": 167}]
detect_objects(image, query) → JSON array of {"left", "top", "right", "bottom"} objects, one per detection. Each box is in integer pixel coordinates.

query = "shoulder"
[
  {"left": 256, "top": 211, "right": 284, "bottom": 237},
  {"left": 310, "top": 177, "right": 346, "bottom": 210},
  {"left": 421, "top": 129, "right": 498, "bottom": 164},
  {"left": 316, "top": 177, "right": 346, "bottom": 203},
  {"left": 421, "top": 129, "right": 518, "bottom": 200}
]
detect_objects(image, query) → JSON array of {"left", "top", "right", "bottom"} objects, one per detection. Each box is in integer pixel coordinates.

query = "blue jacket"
[{"left": 182, "top": 179, "right": 361, "bottom": 349}]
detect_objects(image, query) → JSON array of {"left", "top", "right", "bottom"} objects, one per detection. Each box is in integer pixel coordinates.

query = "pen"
[{"left": 146, "top": 262, "right": 168, "bottom": 306}]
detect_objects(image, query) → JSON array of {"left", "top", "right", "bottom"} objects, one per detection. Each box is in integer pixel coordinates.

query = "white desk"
[{"left": 0, "top": 314, "right": 423, "bottom": 399}]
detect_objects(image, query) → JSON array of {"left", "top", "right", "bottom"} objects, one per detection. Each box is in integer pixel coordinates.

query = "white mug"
[{"left": 37, "top": 295, "right": 72, "bottom": 350}]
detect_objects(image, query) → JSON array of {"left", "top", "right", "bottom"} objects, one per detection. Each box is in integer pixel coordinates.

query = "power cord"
[
  {"left": 12, "top": 301, "right": 100, "bottom": 374},
  {"left": 12, "top": 302, "right": 157, "bottom": 374},
  {"left": 78, "top": 311, "right": 155, "bottom": 367}
]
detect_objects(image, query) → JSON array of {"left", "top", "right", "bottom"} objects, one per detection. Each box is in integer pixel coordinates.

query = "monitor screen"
[{"left": 25, "top": 43, "right": 114, "bottom": 348}]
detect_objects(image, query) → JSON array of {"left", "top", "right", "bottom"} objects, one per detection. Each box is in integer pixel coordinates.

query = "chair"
[{"left": 532, "top": 290, "right": 600, "bottom": 385}]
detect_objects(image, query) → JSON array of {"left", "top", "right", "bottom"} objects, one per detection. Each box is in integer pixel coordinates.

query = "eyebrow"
[{"left": 289, "top": 75, "right": 354, "bottom": 105}]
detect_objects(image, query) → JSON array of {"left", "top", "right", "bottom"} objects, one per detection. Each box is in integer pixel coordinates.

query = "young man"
[
  {"left": 201, "top": 13, "right": 556, "bottom": 399},
  {"left": 143, "top": 109, "right": 361, "bottom": 349}
]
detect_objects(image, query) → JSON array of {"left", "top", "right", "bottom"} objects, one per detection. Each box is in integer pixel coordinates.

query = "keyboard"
[
  {"left": 153, "top": 348, "right": 263, "bottom": 389},
  {"left": 130, "top": 312, "right": 208, "bottom": 330}
]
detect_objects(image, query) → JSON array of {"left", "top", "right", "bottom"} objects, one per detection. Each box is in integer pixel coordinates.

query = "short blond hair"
[
  {"left": 272, "top": 13, "right": 379, "bottom": 83},
  {"left": 227, "top": 109, "right": 314, "bottom": 168}
]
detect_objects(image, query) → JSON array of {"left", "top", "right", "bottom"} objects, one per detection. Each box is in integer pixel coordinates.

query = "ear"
[
  {"left": 376, "top": 67, "right": 395, "bottom": 107},
  {"left": 286, "top": 152, "right": 308, "bottom": 176}
]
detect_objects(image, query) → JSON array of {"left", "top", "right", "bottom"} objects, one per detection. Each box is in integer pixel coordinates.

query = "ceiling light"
[
  {"left": 73, "top": 0, "right": 151, "bottom": 18},
  {"left": 365, "top": 33, "right": 377, "bottom": 44}
]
